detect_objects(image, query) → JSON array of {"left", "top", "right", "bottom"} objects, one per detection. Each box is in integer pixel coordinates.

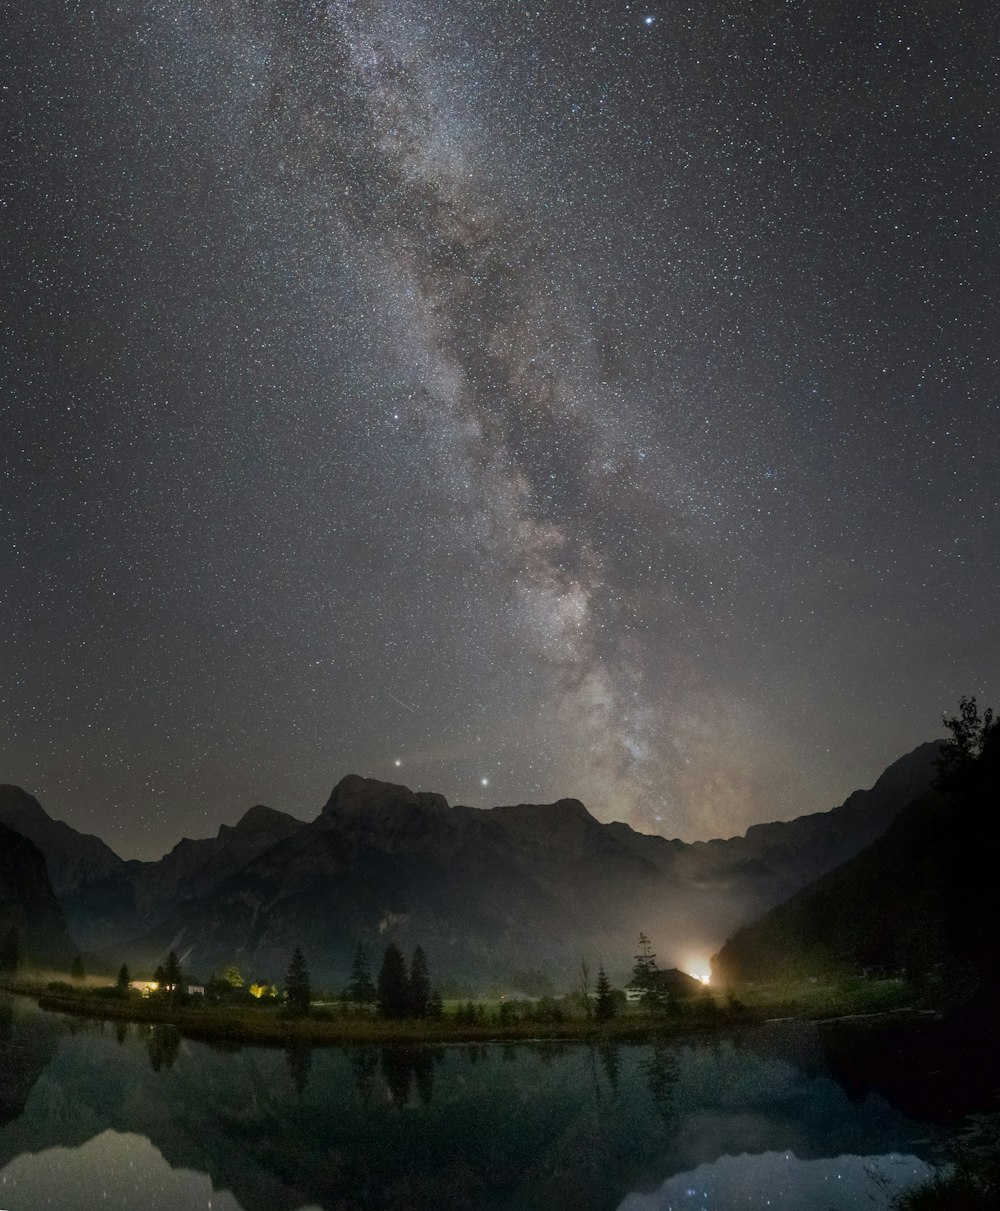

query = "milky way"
[{"left": 4, "top": 1, "right": 998, "bottom": 857}]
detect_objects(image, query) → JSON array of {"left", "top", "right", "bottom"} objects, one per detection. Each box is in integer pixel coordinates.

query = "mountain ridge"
[
  {"left": 1, "top": 740, "right": 941, "bottom": 984},
  {"left": 0, "top": 821, "right": 76, "bottom": 970},
  {"left": 712, "top": 735, "right": 999, "bottom": 991},
  {"left": 0, "top": 785, "right": 124, "bottom": 895}
]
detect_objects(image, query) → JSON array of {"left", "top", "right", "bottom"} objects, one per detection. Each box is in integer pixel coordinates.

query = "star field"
[{"left": 2, "top": 1, "right": 998, "bottom": 858}]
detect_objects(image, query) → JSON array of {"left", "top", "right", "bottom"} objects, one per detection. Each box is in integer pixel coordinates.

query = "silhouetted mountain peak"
[
  {"left": 0, "top": 820, "right": 76, "bottom": 968},
  {"left": 0, "top": 785, "right": 49, "bottom": 825},
  {"left": 321, "top": 775, "right": 451, "bottom": 818},
  {"left": 502, "top": 797, "right": 590, "bottom": 819},
  {"left": 230, "top": 804, "right": 302, "bottom": 834},
  {"left": 0, "top": 785, "right": 123, "bottom": 895},
  {"left": 839, "top": 740, "right": 942, "bottom": 810},
  {"left": 489, "top": 797, "right": 599, "bottom": 849}
]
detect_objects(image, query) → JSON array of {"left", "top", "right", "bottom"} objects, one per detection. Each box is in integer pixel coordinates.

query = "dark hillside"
[{"left": 713, "top": 725, "right": 1000, "bottom": 998}]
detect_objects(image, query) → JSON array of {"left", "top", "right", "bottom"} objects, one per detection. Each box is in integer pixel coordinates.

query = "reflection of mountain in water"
[
  {"left": 0, "top": 1001, "right": 946, "bottom": 1211},
  {"left": 0, "top": 996, "right": 61, "bottom": 1131},
  {"left": 619, "top": 1150, "right": 934, "bottom": 1211}
]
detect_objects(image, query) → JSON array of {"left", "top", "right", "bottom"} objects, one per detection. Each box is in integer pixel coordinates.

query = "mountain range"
[
  {"left": 0, "top": 742, "right": 940, "bottom": 986},
  {"left": 713, "top": 728, "right": 999, "bottom": 997}
]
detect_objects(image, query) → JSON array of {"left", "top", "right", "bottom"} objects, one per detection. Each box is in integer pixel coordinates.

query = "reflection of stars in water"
[{"left": 616, "top": 1150, "right": 935, "bottom": 1210}]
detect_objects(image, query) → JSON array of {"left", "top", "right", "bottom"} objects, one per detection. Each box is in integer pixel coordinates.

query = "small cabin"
[
  {"left": 187, "top": 984, "right": 205, "bottom": 996},
  {"left": 626, "top": 968, "right": 706, "bottom": 1003}
]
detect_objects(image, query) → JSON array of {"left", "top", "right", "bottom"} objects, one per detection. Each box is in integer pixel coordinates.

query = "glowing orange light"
[{"left": 683, "top": 959, "right": 712, "bottom": 986}]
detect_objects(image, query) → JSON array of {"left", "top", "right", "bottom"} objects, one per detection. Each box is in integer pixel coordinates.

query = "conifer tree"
[
  {"left": 284, "top": 947, "right": 312, "bottom": 1015},
  {"left": 631, "top": 933, "right": 664, "bottom": 1010},
  {"left": 595, "top": 966, "right": 616, "bottom": 1020},
  {"left": 347, "top": 943, "right": 376, "bottom": 1007},
  {"left": 116, "top": 963, "right": 131, "bottom": 998},
  {"left": 163, "top": 951, "right": 182, "bottom": 997},
  {"left": 409, "top": 946, "right": 431, "bottom": 1017},
  {"left": 377, "top": 943, "right": 409, "bottom": 1019}
]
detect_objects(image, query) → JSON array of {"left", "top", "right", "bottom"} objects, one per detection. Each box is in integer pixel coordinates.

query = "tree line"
[{"left": 337, "top": 942, "right": 444, "bottom": 1018}]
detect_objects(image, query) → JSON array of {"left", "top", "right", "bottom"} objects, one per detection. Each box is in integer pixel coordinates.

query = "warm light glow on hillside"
[{"left": 683, "top": 959, "right": 712, "bottom": 986}]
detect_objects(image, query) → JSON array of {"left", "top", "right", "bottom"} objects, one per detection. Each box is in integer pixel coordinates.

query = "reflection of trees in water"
[
  {"left": 0, "top": 996, "right": 12, "bottom": 1045},
  {"left": 285, "top": 1043, "right": 312, "bottom": 1096},
  {"left": 379, "top": 1048, "right": 435, "bottom": 1108},
  {"left": 413, "top": 1052, "right": 434, "bottom": 1106},
  {"left": 381, "top": 1048, "right": 409, "bottom": 1106},
  {"left": 0, "top": 1007, "right": 954, "bottom": 1211},
  {"left": 114, "top": 1021, "right": 129, "bottom": 1046},
  {"left": 529, "top": 1041, "right": 570, "bottom": 1068},
  {"left": 584, "top": 1042, "right": 623, "bottom": 1112},
  {"left": 141, "top": 1024, "right": 181, "bottom": 1072},
  {"left": 640, "top": 1041, "right": 679, "bottom": 1121},
  {"left": 598, "top": 1043, "right": 621, "bottom": 1092},
  {"left": 350, "top": 1047, "right": 379, "bottom": 1106},
  {"left": 205, "top": 1038, "right": 243, "bottom": 1054}
]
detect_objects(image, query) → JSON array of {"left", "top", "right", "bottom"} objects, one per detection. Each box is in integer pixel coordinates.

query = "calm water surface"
[{"left": 0, "top": 996, "right": 944, "bottom": 1210}]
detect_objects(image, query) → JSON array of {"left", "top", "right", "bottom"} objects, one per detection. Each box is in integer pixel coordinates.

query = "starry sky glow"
[{"left": 3, "top": 1, "right": 998, "bottom": 859}]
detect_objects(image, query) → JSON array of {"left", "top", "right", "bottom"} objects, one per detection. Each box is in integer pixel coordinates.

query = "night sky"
[{"left": 3, "top": 1, "right": 998, "bottom": 860}]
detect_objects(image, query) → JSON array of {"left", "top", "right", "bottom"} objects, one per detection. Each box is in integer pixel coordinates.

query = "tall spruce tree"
[
  {"left": 409, "top": 946, "right": 431, "bottom": 1017},
  {"left": 377, "top": 943, "right": 409, "bottom": 1019},
  {"left": 631, "top": 933, "right": 664, "bottom": 1010},
  {"left": 347, "top": 943, "right": 376, "bottom": 1007},
  {"left": 163, "top": 951, "right": 182, "bottom": 998},
  {"left": 595, "top": 966, "right": 616, "bottom": 1020},
  {"left": 116, "top": 963, "right": 131, "bottom": 998},
  {"left": 284, "top": 946, "right": 312, "bottom": 1015}
]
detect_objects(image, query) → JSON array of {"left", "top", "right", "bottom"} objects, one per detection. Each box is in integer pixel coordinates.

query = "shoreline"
[
  {"left": 3, "top": 981, "right": 752, "bottom": 1047},
  {"left": 2, "top": 980, "right": 927, "bottom": 1049}
]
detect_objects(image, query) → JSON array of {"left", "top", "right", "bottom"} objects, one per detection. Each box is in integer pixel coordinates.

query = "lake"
[{"left": 0, "top": 995, "right": 946, "bottom": 1210}]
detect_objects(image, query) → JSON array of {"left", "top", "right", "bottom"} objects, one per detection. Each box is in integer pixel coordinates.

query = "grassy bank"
[
  {"left": 727, "top": 975, "right": 919, "bottom": 1020},
  {"left": 1, "top": 975, "right": 921, "bottom": 1048}
]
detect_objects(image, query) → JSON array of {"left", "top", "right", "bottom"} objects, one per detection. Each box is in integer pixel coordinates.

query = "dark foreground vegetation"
[{"left": 893, "top": 1116, "right": 1000, "bottom": 1209}]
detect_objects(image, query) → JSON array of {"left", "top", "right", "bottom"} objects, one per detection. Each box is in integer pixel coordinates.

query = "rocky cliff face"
[
  {"left": 0, "top": 786, "right": 124, "bottom": 896},
  {"left": 61, "top": 803, "right": 305, "bottom": 951},
  {"left": 0, "top": 822, "right": 76, "bottom": 971}
]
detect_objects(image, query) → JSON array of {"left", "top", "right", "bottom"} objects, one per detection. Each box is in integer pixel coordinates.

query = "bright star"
[
  {"left": 394, "top": 759, "right": 402, "bottom": 767},
  {"left": 480, "top": 777, "right": 489, "bottom": 787},
  {"left": 644, "top": 15, "right": 655, "bottom": 26}
]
